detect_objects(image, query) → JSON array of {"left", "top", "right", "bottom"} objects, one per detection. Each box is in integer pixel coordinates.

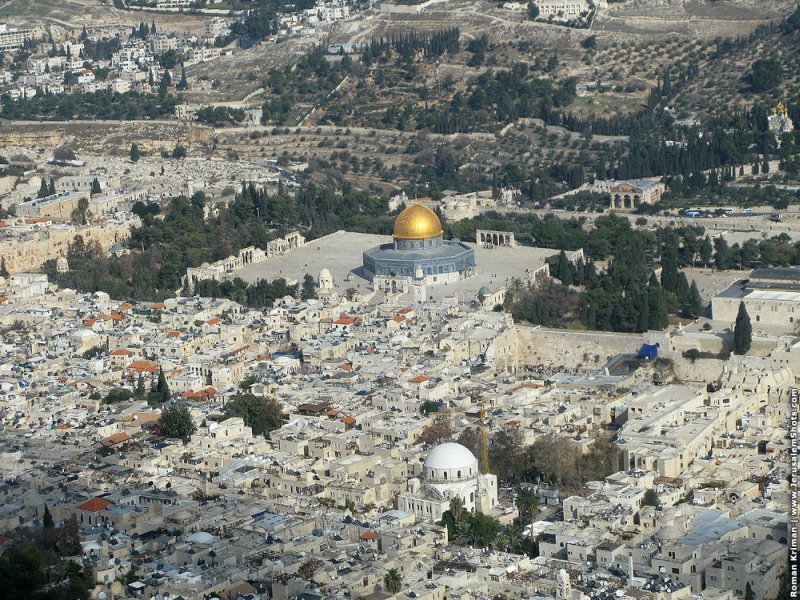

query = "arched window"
[
  {"left": 443, "top": 471, "right": 447, "bottom": 480},
  {"left": 457, "top": 470, "right": 461, "bottom": 479}
]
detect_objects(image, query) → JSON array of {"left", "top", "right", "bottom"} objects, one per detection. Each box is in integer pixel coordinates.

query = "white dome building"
[{"left": 397, "top": 442, "right": 498, "bottom": 523}]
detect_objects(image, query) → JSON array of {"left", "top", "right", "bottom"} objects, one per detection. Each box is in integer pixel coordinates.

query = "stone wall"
[
  {"left": 490, "top": 325, "right": 647, "bottom": 371},
  {"left": 0, "top": 220, "right": 134, "bottom": 273}
]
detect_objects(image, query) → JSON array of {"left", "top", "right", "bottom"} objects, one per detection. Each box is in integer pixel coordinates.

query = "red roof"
[
  {"left": 333, "top": 316, "right": 356, "bottom": 326},
  {"left": 342, "top": 416, "right": 356, "bottom": 425},
  {"left": 129, "top": 361, "right": 159, "bottom": 373},
  {"left": 391, "top": 316, "right": 405, "bottom": 323},
  {"left": 99, "top": 432, "right": 131, "bottom": 447},
  {"left": 360, "top": 532, "right": 379, "bottom": 540},
  {"left": 207, "top": 317, "right": 221, "bottom": 325},
  {"left": 409, "top": 375, "right": 429, "bottom": 384},
  {"left": 77, "top": 497, "right": 112, "bottom": 512},
  {"left": 110, "top": 349, "right": 131, "bottom": 356}
]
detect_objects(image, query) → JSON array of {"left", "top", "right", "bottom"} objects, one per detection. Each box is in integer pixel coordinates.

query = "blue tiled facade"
[{"left": 363, "top": 235, "right": 475, "bottom": 279}]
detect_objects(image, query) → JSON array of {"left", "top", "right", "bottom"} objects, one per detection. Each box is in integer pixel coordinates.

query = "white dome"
[
  {"left": 319, "top": 268, "right": 332, "bottom": 278},
  {"left": 424, "top": 443, "right": 477, "bottom": 471}
]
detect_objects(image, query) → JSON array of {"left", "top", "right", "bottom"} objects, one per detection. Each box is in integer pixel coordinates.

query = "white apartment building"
[
  {"left": 0, "top": 23, "right": 34, "bottom": 51},
  {"left": 151, "top": 35, "right": 178, "bottom": 54}
]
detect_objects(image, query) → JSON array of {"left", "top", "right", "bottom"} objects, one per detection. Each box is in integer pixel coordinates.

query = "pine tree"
[
  {"left": 733, "top": 302, "right": 752, "bottom": 355},
  {"left": 130, "top": 143, "right": 141, "bottom": 162}
]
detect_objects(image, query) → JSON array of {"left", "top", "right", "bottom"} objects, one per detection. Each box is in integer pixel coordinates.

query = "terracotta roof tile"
[{"left": 77, "top": 497, "right": 112, "bottom": 512}]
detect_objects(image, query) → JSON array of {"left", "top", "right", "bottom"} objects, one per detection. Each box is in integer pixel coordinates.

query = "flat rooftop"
[{"left": 233, "top": 230, "right": 569, "bottom": 301}]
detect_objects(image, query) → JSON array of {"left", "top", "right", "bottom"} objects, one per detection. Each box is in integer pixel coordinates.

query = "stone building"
[
  {"left": 397, "top": 442, "right": 498, "bottom": 522},
  {"left": 15, "top": 192, "right": 91, "bottom": 220},
  {"left": 712, "top": 267, "right": 800, "bottom": 329},
  {"left": 588, "top": 178, "right": 664, "bottom": 211},
  {"left": 363, "top": 204, "right": 475, "bottom": 289}
]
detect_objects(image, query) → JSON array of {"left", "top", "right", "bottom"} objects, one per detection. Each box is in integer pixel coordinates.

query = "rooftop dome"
[
  {"left": 393, "top": 204, "right": 443, "bottom": 240},
  {"left": 424, "top": 442, "right": 477, "bottom": 471}
]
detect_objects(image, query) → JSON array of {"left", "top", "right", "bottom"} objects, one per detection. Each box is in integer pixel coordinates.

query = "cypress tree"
[
  {"left": 660, "top": 244, "right": 679, "bottom": 293},
  {"left": 48, "top": 176, "right": 55, "bottom": 195},
  {"left": 557, "top": 250, "right": 573, "bottom": 286},
  {"left": 685, "top": 280, "right": 704, "bottom": 318},
  {"left": 43, "top": 504, "right": 54, "bottom": 529},
  {"left": 647, "top": 273, "right": 668, "bottom": 330},
  {"left": 156, "top": 367, "right": 171, "bottom": 403},
  {"left": 0, "top": 257, "right": 8, "bottom": 278},
  {"left": 38, "top": 178, "right": 50, "bottom": 198},
  {"left": 91, "top": 177, "right": 101, "bottom": 196},
  {"left": 733, "top": 302, "right": 752, "bottom": 355}
]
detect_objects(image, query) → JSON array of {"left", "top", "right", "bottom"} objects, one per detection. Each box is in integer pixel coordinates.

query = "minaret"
[
  {"left": 556, "top": 569, "right": 571, "bottom": 599},
  {"left": 412, "top": 266, "right": 426, "bottom": 303}
]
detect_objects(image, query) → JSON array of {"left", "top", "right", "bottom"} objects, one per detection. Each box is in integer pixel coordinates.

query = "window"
[{"left": 672, "top": 568, "right": 679, "bottom": 574}]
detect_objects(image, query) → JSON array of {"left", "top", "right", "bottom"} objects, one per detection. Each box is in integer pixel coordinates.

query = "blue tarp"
[{"left": 638, "top": 343, "right": 659, "bottom": 361}]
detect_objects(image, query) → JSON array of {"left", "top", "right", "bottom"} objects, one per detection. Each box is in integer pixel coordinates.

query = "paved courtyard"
[{"left": 233, "top": 230, "right": 569, "bottom": 302}]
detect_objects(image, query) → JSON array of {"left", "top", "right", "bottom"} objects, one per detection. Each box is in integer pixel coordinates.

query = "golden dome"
[{"left": 393, "top": 204, "right": 443, "bottom": 240}]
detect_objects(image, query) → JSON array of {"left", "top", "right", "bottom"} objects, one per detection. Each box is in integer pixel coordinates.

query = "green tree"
[
  {"left": 642, "top": 488, "right": 658, "bottom": 507},
  {"left": 43, "top": 504, "right": 54, "bottom": 529},
  {"left": 177, "top": 65, "right": 188, "bottom": 91},
  {"left": 223, "top": 393, "right": 283, "bottom": 436},
  {"left": 700, "top": 235, "right": 713, "bottom": 266},
  {"left": 527, "top": 1, "right": 539, "bottom": 19},
  {"left": 90, "top": 177, "right": 101, "bottom": 196},
  {"left": 384, "top": 568, "right": 402, "bottom": 594},
  {"left": 733, "top": 302, "right": 752, "bottom": 355},
  {"left": 685, "top": 280, "right": 704, "bottom": 318},
  {"left": 130, "top": 143, "right": 142, "bottom": 162},
  {"left": 647, "top": 273, "right": 668, "bottom": 330},
  {"left": 136, "top": 373, "right": 146, "bottom": 398},
  {"left": 38, "top": 178, "right": 50, "bottom": 198},
  {"left": 171, "top": 144, "right": 187, "bottom": 159},
  {"left": 158, "top": 404, "right": 195, "bottom": 442},
  {"left": 105, "top": 387, "right": 133, "bottom": 404},
  {"left": 557, "top": 250, "right": 573, "bottom": 286},
  {"left": 744, "top": 581, "right": 755, "bottom": 600},
  {"left": 153, "top": 367, "right": 171, "bottom": 403},
  {"left": 301, "top": 273, "right": 318, "bottom": 300},
  {"left": 747, "top": 59, "right": 782, "bottom": 92},
  {"left": 0, "top": 257, "right": 9, "bottom": 278}
]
